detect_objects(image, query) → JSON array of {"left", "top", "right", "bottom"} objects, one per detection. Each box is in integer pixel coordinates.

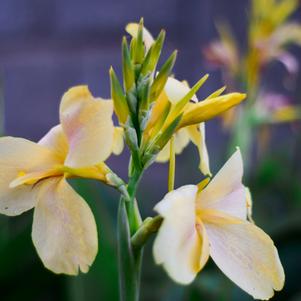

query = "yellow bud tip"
[{"left": 229, "top": 92, "right": 247, "bottom": 103}]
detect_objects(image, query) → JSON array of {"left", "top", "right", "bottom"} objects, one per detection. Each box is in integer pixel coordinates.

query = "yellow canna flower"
[
  {"left": 271, "top": 105, "right": 301, "bottom": 123},
  {"left": 203, "top": 22, "right": 240, "bottom": 76},
  {"left": 0, "top": 85, "right": 116, "bottom": 275},
  {"left": 153, "top": 77, "right": 245, "bottom": 176},
  {"left": 153, "top": 149, "right": 284, "bottom": 300},
  {"left": 126, "top": 23, "right": 245, "bottom": 175}
]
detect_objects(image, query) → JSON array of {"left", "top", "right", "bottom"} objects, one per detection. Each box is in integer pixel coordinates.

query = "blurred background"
[{"left": 0, "top": 0, "right": 300, "bottom": 300}]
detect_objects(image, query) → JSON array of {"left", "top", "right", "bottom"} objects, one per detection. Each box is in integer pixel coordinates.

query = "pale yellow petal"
[
  {"left": 112, "top": 127, "right": 124, "bottom": 155},
  {"left": 164, "top": 77, "right": 198, "bottom": 104},
  {"left": 198, "top": 149, "right": 247, "bottom": 220},
  {"left": 156, "top": 128, "right": 190, "bottom": 162},
  {"left": 155, "top": 141, "right": 170, "bottom": 162},
  {"left": 153, "top": 185, "right": 203, "bottom": 284},
  {"left": 195, "top": 219, "right": 210, "bottom": 271},
  {"left": 0, "top": 137, "right": 61, "bottom": 216},
  {"left": 32, "top": 178, "right": 98, "bottom": 275},
  {"left": 38, "top": 125, "right": 69, "bottom": 161},
  {"left": 204, "top": 217, "right": 285, "bottom": 300},
  {"left": 9, "top": 169, "right": 61, "bottom": 188},
  {"left": 60, "top": 86, "right": 114, "bottom": 168},
  {"left": 187, "top": 123, "right": 211, "bottom": 176},
  {"left": 125, "top": 23, "right": 154, "bottom": 51}
]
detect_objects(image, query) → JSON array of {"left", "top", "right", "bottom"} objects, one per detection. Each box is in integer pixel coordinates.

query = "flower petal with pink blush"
[
  {"left": 153, "top": 185, "right": 206, "bottom": 284},
  {"left": 204, "top": 217, "right": 285, "bottom": 300},
  {"left": 0, "top": 137, "right": 61, "bottom": 216},
  {"left": 198, "top": 149, "right": 247, "bottom": 220},
  {"left": 38, "top": 125, "right": 69, "bottom": 161},
  {"left": 60, "top": 86, "right": 114, "bottom": 168},
  {"left": 32, "top": 178, "right": 98, "bottom": 275}
]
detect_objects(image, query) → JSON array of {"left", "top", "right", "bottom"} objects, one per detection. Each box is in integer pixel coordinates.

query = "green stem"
[
  {"left": 117, "top": 165, "right": 144, "bottom": 301},
  {"left": 126, "top": 168, "right": 143, "bottom": 234},
  {"left": 117, "top": 197, "right": 142, "bottom": 301}
]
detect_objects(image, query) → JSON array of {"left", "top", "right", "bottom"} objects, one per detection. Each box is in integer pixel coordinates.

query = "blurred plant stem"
[
  {"left": 117, "top": 167, "right": 143, "bottom": 301},
  {"left": 229, "top": 83, "right": 256, "bottom": 174}
]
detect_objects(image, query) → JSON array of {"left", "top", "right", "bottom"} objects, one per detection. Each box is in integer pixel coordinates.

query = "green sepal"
[
  {"left": 124, "top": 121, "right": 139, "bottom": 152},
  {"left": 137, "top": 73, "right": 151, "bottom": 112},
  {"left": 134, "top": 18, "right": 145, "bottom": 64},
  {"left": 142, "top": 113, "right": 182, "bottom": 167},
  {"left": 149, "top": 50, "right": 177, "bottom": 102},
  {"left": 146, "top": 100, "right": 171, "bottom": 142},
  {"left": 131, "top": 216, "right": 163, "bottom": 251},
  {"left": 141, "top": 29, "right": 166, "bottom": 76},
  {"left": 207, "top": 86, "right": 226, "bottom": 99},
  {"left": 170, "top": 74, "right": 209, "bottom": 118},
  {"left": 122, "top": 37, "right": 135, "bottom": 92},
  {"left": 110, "top": 67, "right": 129, "bottom": 124},
  {"left": 126, "top": 87, "right": 138, "bottom": 115},
  {"left": 130, "top": 37, "right": 137, "bottom": 59},
  {"left": 140, "top": 150, "right": 159, "bottom": 168},
  {"left": 154, "top": 113, "right": 182, "bottom": 149},
  {"left": 139, "top": 108, "right": 152, "bottom": 131}
]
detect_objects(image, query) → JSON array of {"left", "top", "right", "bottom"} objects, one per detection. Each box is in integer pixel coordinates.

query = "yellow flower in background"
[
  {"left": 203, "top": 22, "right": 240, "bottom": 76},
  {"left": 153, "top": 149, "right": 284, "bottom": 300},
  {"left": 247, "top": 0, "right": 301, "bottom": 88},
  {"left": 0, "top": 86, "right": 115, "bottom": 275}
]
